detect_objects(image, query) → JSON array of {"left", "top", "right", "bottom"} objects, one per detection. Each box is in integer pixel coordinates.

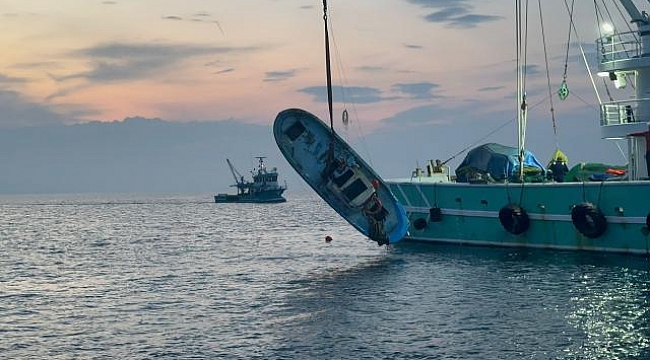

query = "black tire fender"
[
  {"left": 498, "top": 204, "right": 530, "bottom": 235},
  {"left": 413, "top": 217, "right": 427, "bottom": 230},
  {"left": 429, "top": 207, "right": 442, "bottom": 222},
  {"left": 571, "top": 202, "right": 607, "bottom": 239}
]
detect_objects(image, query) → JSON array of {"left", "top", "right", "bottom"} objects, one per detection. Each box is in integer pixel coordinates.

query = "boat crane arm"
[
  {"left": 618, "top": 0, "right": 647, "bottom": 25},
  {"left": 226, "top": 159, "right": 244, "bottom": 185}
]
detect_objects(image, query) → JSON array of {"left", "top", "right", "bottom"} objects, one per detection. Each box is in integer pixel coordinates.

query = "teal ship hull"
[{"left": 389, "top": 179, "right": 650, "bottom": 255}]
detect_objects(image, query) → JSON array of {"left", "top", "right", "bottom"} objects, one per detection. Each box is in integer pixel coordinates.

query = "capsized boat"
[
  {"left": 214, "top": 157, "right": 287, "bottom": 203},
  {"left": 274, "top": 108, "right": 407, "bottom": 245},
  {"left": 385, "top": 0, "right": 650, "bottom": 255},
  {"left": 273, "top": 1, "right": 407, "bottom": 245}
]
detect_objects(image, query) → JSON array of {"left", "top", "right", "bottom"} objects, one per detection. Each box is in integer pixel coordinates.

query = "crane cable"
[{"left": 539, "top": 0, "right": 564, "bottom": 150}]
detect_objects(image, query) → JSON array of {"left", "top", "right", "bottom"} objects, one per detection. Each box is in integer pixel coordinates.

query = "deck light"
[{"left": 602, "top": 23, "right": 615, "bottom": 35}]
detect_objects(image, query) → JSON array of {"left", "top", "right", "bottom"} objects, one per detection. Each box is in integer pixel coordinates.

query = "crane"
[{"left": 226, "top": 159, "right": 246, "bottom": 191}]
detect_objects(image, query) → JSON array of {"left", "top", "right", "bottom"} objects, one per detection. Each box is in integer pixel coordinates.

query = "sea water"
[{"left": 1, "top": 193, "right": 649, "bottom": 359}]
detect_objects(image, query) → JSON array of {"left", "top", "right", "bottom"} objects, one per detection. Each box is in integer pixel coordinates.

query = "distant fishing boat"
[
  {"left": 273, "top": 1, "right": 408, "bottom": 245},
  {"left": 214, "top": 157, "right": 287, "bottom": 204}
]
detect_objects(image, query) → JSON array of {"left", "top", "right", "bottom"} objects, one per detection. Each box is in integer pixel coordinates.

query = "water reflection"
[
  {"left": 1, "top": 193, "right": 649, "bottom": 359},
  {"left": 273, "top": 242, "right": 650, "bottom": 359}
]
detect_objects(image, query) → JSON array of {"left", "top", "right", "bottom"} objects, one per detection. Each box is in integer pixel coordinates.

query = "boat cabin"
[{"left": 327, "top": 161, "right": 376, "bottom": 207}]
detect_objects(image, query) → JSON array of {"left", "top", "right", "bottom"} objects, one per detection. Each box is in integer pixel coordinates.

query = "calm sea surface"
[{"left": 1, "top": 192, "right": 649, "bottom": 359}]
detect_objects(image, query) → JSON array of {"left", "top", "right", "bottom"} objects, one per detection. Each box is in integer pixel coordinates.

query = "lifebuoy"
[
  {"left": 498, "top": 204, "right": 530, "bottom": 235},
  {"left": 413, "top": 218, "right": 427, "bottom": 230},
  {"left": 571, "top": 202, "right": 607, "bottom": 238}
]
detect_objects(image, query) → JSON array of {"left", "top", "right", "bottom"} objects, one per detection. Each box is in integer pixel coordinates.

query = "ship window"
[
  {"left": 286, "top": 121, "right": 306, "bottom": 141},
  {"left": 332, "top": 169, "right": 354, "bottom": 187},
  {"left": 342, "top": 179, "right": 368, "bottom": 201}
]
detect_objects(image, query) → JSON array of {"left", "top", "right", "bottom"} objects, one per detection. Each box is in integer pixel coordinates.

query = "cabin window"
[
  {"left": 332, "top": 169, "right": 354, "bottom": 187},
  {"left": 286, "top": 121, "right": 306, "bottom": 141},
  {"left": 342, "top": 179, "right": 369, "bottom": 202}
]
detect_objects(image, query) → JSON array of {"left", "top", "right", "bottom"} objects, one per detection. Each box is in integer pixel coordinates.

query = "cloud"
[
  {"left": 158, "top": 11, "right": 225, "bottom": 34},
  {"left": 0, "top": 73, "right": 28, "bottom": 86},
  {"left": 299, "top": 85, "right": 396, "bottom": 104},
  {"left": 524, "top": 64, "right": 542, "bottom": 76},
  {"left": 53, "top": 42, "right": 257, "bottom": 83},
  {"left": 380, "top": 104, "right": 453, "bottom": 126},
  {"left": 405, "top": 0, "right": 502, "bottom": 28},
  {"left": 445, "top": 14, "right": 502, "bottom": 28},
  {"left": 10, "top": 61, "right": 61, "bottom": 70},
  {"left": 424, "top": 6, "right": 467, "bottom": 22},
  {"left": 392, "top": 82, "right": 441, "bottom": 99},
  {"left": 264, "top": 69, "right": 297, "bottom": 82},
  {"left": 214, "top": 68, "right": 235, "bottom": 75},
  {"left": 405, "top": 0, "right": 464, "bottom": 7},
  {"left": 356, "top": 66, "right": 385, "bottom": 73},
  {"left": 204, "top": 60, "right": 221, "bottom": 67},
  {"left": 0, "top": 90, "right": 69, "bottom": 128},
  {"left": 478, "top": 86, "right": 505, "bottom": 92}
]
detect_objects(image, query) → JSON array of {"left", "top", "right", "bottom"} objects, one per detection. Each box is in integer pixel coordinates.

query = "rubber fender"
[
  {"left": 571, "top": 202, "right": 607, "bottom": 239},
  {"left": 429, "top": 207, "right": 442, "bottom": 222},
  {"left": 413, "top": 218, "right": 427, "bottom": 230},
  {"left": 498, "top": 204, "right": 530, "bottom": 235}
]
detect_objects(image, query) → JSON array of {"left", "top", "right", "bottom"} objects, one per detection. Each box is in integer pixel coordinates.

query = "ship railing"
[
  {"left": 600, "top": 98, "right": 650, "bottom": 126},
  {"left": 596, "top": 30, "right": 641, "bottom": 66}
]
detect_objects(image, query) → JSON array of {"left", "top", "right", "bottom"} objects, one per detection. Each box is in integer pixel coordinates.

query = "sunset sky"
[{"left": 0, "top": 0, "right": 645, "bottom": 168}]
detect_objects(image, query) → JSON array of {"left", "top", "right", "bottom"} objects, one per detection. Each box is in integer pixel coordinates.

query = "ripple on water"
[{"left": 1, "top": 193, "right": 650, "bottom": 359}]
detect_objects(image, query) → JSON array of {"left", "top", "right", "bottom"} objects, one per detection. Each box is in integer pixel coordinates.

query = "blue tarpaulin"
[{"left": 455, "top": 143, "right": 546, "bottom": 182}]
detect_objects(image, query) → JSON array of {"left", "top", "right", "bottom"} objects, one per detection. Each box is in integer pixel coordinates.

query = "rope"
[
  {"left": 601, "top": 0, "right": 636, "bottom": 40},
  {"left": 602, "top": 77, "right": 614, "bottom": 102},
  {"left": 562, "top": 0, "right": 575, "bottom": 84},
  {"left": 563, "top": 0, "right": 601, "bottom": 105},
  {"left": 597, "top": 181, "right": 604, "bottom": 207},
  {"left": 326, "top": 9, "right": 373, "bottom": 165},
  {"left": 538, "top": 0, "right": 559, "bottom": 149},
  {"left": 322, "top": 0, "right": 335, "bottom": 164},
  {"left": 440, "top": 95, "right": 553, "bottom": 166},
  {"left": 581, "top": 174, "right": 587, "bottom": 202}
]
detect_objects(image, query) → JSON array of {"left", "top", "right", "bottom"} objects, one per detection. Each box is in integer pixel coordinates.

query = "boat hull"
[
  {"left": 214, "top": 190, "right": 286, "bottom": 203},
  {"left": 273, "top": 108, "right": 408, "bottom": 244},
  {"left": 388, "top": 179, "right": 650, "bottom": 255}
]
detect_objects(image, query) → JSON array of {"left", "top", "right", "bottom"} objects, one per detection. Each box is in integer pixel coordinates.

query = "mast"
[
  {"left": 515, "top": 0, "right": 528, "bottom": 181},
  {"left": 322, "top": 0, "right": 336, "bottom": 163}
]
